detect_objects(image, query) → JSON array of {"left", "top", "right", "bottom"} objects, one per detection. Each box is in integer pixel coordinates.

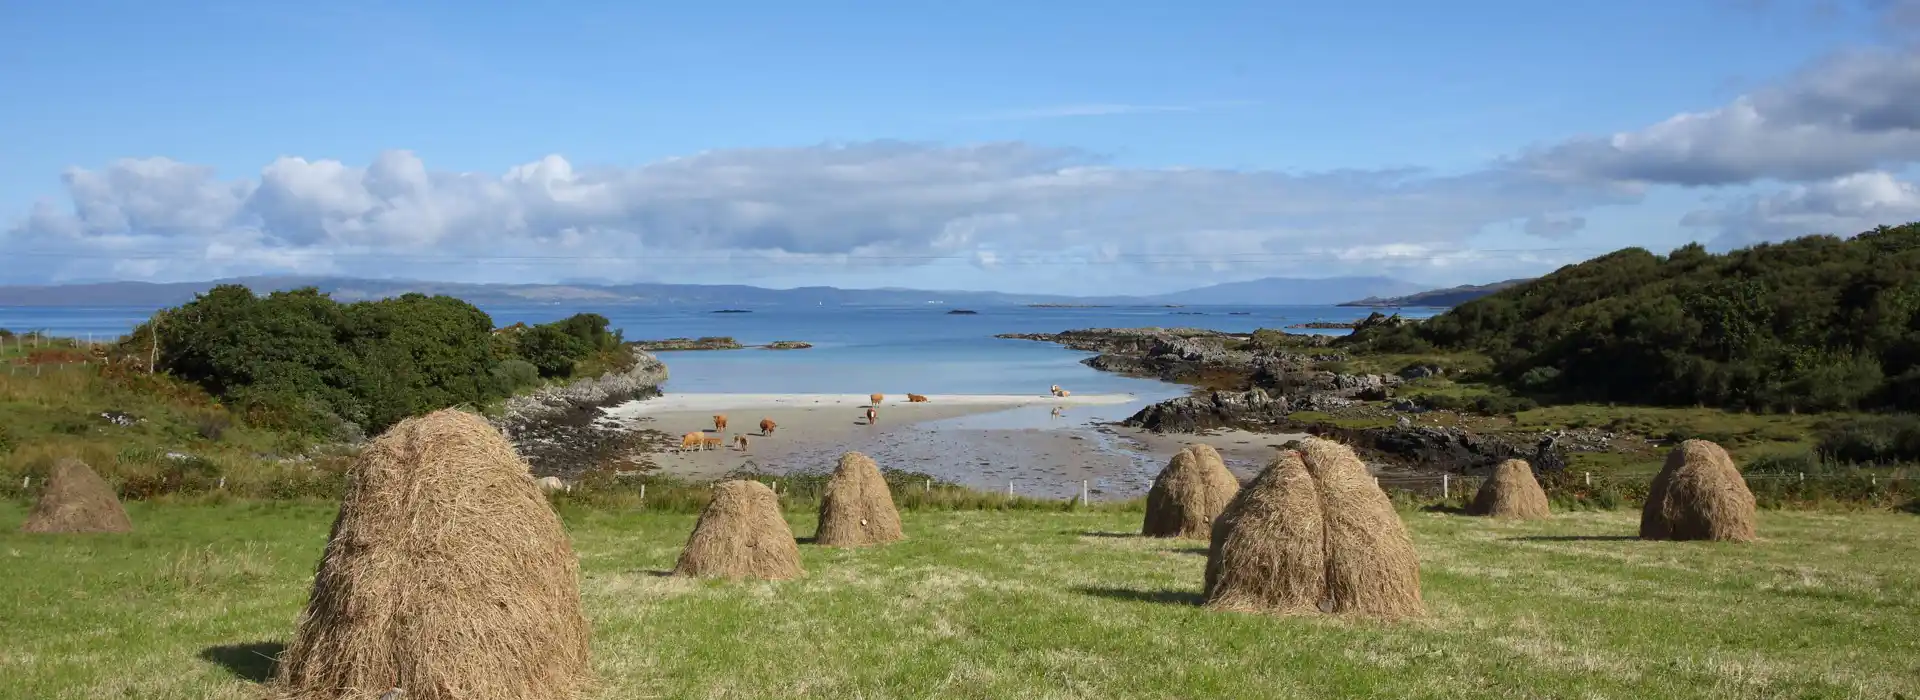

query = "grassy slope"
[{"left": 3, "top": 502, "right": 1916, "bottom": 699}]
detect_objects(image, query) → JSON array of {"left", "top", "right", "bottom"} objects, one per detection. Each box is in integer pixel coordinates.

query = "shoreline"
[{"left": 602, "top": 391, "right": 1301, "bottom": 498}]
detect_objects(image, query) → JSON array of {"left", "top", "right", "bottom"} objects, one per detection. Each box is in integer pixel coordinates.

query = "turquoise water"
[{"left": 0, "top": 303, "right": 1432, "bottom": 398}]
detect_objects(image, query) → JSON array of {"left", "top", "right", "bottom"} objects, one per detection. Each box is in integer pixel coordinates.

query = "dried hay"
[
  {"left": 1299, "top": 437, "right": 1426, "bottom": 618},
  {"left": 1142, "top": 443, "right": 1240, "bottom": 539},
  {"left": 20, "top": 458, "right": 131, "bottom": 534},
  {"left": 1467, "top": 459, "right": 1550, "bottom": 520},
  {"left": 674, "top": 480, "right": 804, "bottom": 579},
  {"left": 1203, "top": 451, "right": 1325, "bottom": 614},
  {"left": 814, "top": 451, "right": 904, "bottom": 547},
  {"left": 270, "top": 409, "right": 591, "bottom": 700},
  {"left": 1640, "top": 439, "right": 1757, "bottom": 542}
]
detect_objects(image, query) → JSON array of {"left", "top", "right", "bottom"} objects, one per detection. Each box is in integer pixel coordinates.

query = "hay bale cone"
[
  {"left": 1467, "top": 458, "right": 1551, "bottom": 520},
  {"left": 815, "top": 451, "right": 904, "bottom": 547},
  {"left": 1203, "top": 451, "right": 1326, "bottom": 614},
  {"left": 1640, "top": 439, "right": 1757, "bottom": 542},
  {"left": 20, "top": 458, "right": 131, "bottom": 534},
  {"left": 1143, "top": 443, "right": 1241, "bottom": 539},
  {"left": 271, "top": 409, "right": 591, "bottom": 700},
  {"left": 675, "top": 480, "right": 804, "bottom": 579},
  {"left": 1299, "top": 437, "right": 1426, "bottom": 618}
]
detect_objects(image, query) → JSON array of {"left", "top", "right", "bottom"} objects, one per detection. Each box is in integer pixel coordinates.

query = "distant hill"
[
  {"left": 0, "top": 274, "right": 1437, "bottom": 308},
  {"left": 1148, "top": 276, "right": 1427, "bottom": 306},
  {"left": 1338, "top": 279, "right": 1534, "bottom": 308}
]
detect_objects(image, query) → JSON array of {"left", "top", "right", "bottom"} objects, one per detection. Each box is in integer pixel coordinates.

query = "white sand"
[{"left": 601, "top": 392, "right": 1134, "bottom": 418}]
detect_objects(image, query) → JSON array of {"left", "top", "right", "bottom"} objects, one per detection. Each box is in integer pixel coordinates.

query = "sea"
[{"left": 0, "top": 303, "right": 1436, "bottom": 430}]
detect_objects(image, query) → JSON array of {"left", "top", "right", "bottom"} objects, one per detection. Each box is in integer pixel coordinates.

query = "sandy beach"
[{"left": 600, "top": 392, "right": 1303, "bottom": 499}]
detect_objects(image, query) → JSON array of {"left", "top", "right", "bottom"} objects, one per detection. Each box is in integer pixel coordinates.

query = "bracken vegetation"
[{"left": 1348, "top": 222, "right": 1920, "bottom": 413}]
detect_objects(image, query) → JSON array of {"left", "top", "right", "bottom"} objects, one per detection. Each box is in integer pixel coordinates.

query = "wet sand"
[{"left": 603, "top": 392, "right": 1304, "bottom": 500}]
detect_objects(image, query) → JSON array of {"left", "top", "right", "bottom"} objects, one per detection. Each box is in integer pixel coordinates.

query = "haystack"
[
  {"left": 1298, "top": 437, "right": 1426, "bottom": 618},
  {"left": 19, "top": 458, "right": 131, "bottom": 534},
  {"left": 815, "top": 451, "right": 904, "bottom": 547},
  {"left": 1203, "top": 451, "right": 1326, "bottom": 614},
  {"left": 271, "top": 409, "right": 591, "bottom": 700},
  {"left": 1640, "top": 439, "right": 1757, "bottom": 542},
  {"left": 1467, "top": 459, "right": 1550, "bottom": 519},
  {"left": 1142, "top": 443, "right": 1241, "bottom": 539},
  {"left": 674, "top": 480, "right": 804, "bottom": 579}
]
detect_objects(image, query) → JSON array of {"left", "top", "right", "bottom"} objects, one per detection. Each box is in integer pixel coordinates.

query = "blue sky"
[{"left": 5, "top": 0, "right": 1920, "bottom": 294}]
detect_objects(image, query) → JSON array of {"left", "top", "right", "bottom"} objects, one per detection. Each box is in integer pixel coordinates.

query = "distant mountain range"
[
  {"left": 0, "top": 274, "right": 1460, "bottom": 309},
  {"left": 1337, "top": 279, "right": 1535, "bottom": 308}
]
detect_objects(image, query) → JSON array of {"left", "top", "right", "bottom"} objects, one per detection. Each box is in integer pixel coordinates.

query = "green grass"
[{"left": 4, "top": 501, "right": 1917, "bottom": 699}]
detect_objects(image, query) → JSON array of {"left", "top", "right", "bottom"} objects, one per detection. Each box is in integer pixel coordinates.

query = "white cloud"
[
  {"left": 1517, "top": 48, "right": 1920, "bottom": 186},
  {"left": 1682, "top": 170, "right": 1920, "bottom": 248},
  {"left": 2, "top": 143, "right": 1630, "bottom": 285}
]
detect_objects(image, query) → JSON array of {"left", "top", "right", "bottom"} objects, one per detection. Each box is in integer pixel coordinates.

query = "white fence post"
[
  {"left": 640, "top": 483, "right": 647, "bottom": 501},
  {"left": 1442, "top": 474, "right": 1450, "bottom": 499},
  {"left": 1008, "top": 480, "right": 1014, "bottom": 496},
  {"left": 21, "top": 476, "right": 29, "bottom": 489},
  {"left": 1080, "top": 480, "right": 1089, "bottom": 506},
  {"left": 1584, "top": 471, "right": 1591, "bottom": 486},
  {"left": 217, "top": 476, "right": 226, "bottom": 490}
]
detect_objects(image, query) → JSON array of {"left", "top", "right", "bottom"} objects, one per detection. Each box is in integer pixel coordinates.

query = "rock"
[
  {"left": 631, "top": 337, "right": 743, "bottom": 351},
  {"left": 1305, "top": 423, "right": 1570, "bottom": 474},
  {"left": 1398, "top": 363, "right": 1444, "bottom": 380},
  {"left": 947, "top": 309, "right": 980, "bottom": 315},
  {"left": 1121, "top": 388, "right": 1284, "bottom": 433},
  {"left": 762, "top": 341, "right": 813, "bottom": 350},
  {"left": 493, "top": 347, "right": 671, "bottom": 476}
]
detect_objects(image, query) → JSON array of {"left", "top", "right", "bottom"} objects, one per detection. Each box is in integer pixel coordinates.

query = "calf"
[
  {"left": 713, "top": 414, "right": 728, "bottom": 432},
  {"left": 701, "top": 435, "right": 725, "bottom": 450},
  {"left": 907, "top": 393, "right": 929, "bottom": 402},
  {"left": 735, "top": 434, "right": 749, "bottom": 450},
  {"left": 759, "top": 417, "right": 777, "bottom": 436},
  {"left": 865, "top": 406, "right": 878, "bottom": 424}
]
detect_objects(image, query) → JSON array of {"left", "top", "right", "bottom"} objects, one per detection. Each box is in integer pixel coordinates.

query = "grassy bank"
[{"left": 3, "top": 501, "right": 1916, "bottom": 699}]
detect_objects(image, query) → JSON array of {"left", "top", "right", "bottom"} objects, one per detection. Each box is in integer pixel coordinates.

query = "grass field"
[{"left": 3, "top": 501, "right": 1916, "bottom": 699}]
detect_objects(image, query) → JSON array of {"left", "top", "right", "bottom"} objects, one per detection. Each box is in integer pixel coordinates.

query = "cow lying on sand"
[{"left": 907, "top": 393, "right": 929, "bottom": 402}]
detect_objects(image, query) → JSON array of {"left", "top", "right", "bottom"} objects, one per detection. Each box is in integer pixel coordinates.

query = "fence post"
[
  {"left": 1373, "top": 476, "right": 1380, "bottom": 489},
  {"left": 1081, "top": 480, "right": 1089, "bottom": 507},
  {"left": 1799, "top": 472, "right": 1805, "bottom": 482},
  {"left": 1584, "top": 471, "right": 1591, "bottom": 486},
  {"left": 217, "top": 476, "right": 226, "bottom": 490},
  {"left": 640, "top": 483, "right": 646, "bottom": 501},
  {"left": 1442, "top": 474, "right": 1450, "bottom": 499},
  {"left": 925, "top": 478, "right": 931, "bottom": 493},
  {"left": 1008, "top": 480, "right": 1014, "bottom": 496},
  {"left": 21, "top": 476, "right": 29, "bottom": 489}
]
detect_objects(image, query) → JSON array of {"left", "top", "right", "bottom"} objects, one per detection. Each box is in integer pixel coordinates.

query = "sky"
[{"left": 4, "top": 0, "right": 1920, "bottom": 295}]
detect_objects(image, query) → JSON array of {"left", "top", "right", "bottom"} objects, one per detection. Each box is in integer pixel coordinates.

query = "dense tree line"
[
  {"left": 1348, "top": 223, "right": 1920, "bottom": 413},
  {"left": 129, "top": 285, "right": 625, "bottom": 437}
]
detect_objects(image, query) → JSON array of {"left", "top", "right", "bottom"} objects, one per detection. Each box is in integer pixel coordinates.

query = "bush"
[
  {"left": 517, "top": 324, "right": 587, "bottom": 378},
  {"left": 1815, "top": 415, "right": 1920, "bottom": 465},
  {"left": 490, "top": 359, "right": 542, "bottom": 393}
]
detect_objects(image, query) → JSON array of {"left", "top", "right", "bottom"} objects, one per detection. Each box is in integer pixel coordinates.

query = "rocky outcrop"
[
  {"left": 1306, "top": 423, "right": 1569, "bottom": 474},
  {"left": 1123, "top": 388, "right": 1287, "bottom": 433},
  {"left": 495, "top": 347, "right": 670, "bottom": 476},
  {"left": 633, "top": 336, "right": 743, "bottom": 351},
  {"left": 763, "top": 340, "right": 813, "bottom": 350}
]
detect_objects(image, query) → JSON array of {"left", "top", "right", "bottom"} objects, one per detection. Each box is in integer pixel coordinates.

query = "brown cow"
[
  {"left": 680, "top": 431, "right": 704, "bottom": 450},
  {"left": 869, "top": 393, "right": 885, "bottom": 405},
  {"left": 701, "top": 435, "right": 725, "bottom": 450},
  {"left": 1058, "top": 389, "right": 1071, "bottom": 397},
  {"left": 907, "top": 393, "right": 928, "bottom": 402},
  {"left": 734, "top": 434, "right": 749, "bottom": 450},
  {"left": 759, "top": 418, "right": 777, "bottom": 436},
  {"left": 713, "top": 414, "right": 728, "bottom": 432},
  {"left": 864, "top": 406, "right": 878, "bottom": 424}
]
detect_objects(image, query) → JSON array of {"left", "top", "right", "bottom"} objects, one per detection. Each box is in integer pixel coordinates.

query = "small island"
[
  {"left": 630, "top": 336, "right": 745, "bottom": 351},
  {"left": 1027, "top": 303, "right": 1112, "bottom": 308},
  {"left": 710, "top": 309, "right": 752, "bottom": 314},
  {"left": 947, "top": 309, "right": 980, "bottom": 315},
  {"left": 630, "top": 336, "right": 813, "bottom": 351}
]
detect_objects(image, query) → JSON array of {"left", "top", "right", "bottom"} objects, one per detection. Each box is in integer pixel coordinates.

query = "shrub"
[
  {"left": 1815, "top": 414, "right": 1920, "bottom": 465},
  {"left": 490, "top": 359, "right": 542, "bottom": 393}
]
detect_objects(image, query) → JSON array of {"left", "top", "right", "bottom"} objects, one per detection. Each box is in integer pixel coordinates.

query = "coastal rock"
[
  {"left": 1121, "top": 388, "right": 1287, "bottom": 433},
  {"left": 632, "top": 336, "right": 744, "bottom": 351},
  {"left": 763, "top": 340, "right": 813, "bottom": 350},
  {"left": 1307, "top": 423, "right": 1569, "bottom": 474},
  {"left": 494, "top": 347, "right": 670, "bottom": 476}
]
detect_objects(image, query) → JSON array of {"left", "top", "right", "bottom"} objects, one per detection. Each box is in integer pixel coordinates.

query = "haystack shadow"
[
  {"left": 1504, "top": 535, "right": 1639, "bottom": 542},
  {"left": 1420, "top": 503, "right": 1470, "bottom": 515},
  {"left": 1074, "top": 586, "right": 1205, "bottom": 607},
  {"left": 1072, "top": 530, "right": 1138, "bottom": 539},
  {"left": 199, "top": 642, "right": 285, "bottom": 683}
]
